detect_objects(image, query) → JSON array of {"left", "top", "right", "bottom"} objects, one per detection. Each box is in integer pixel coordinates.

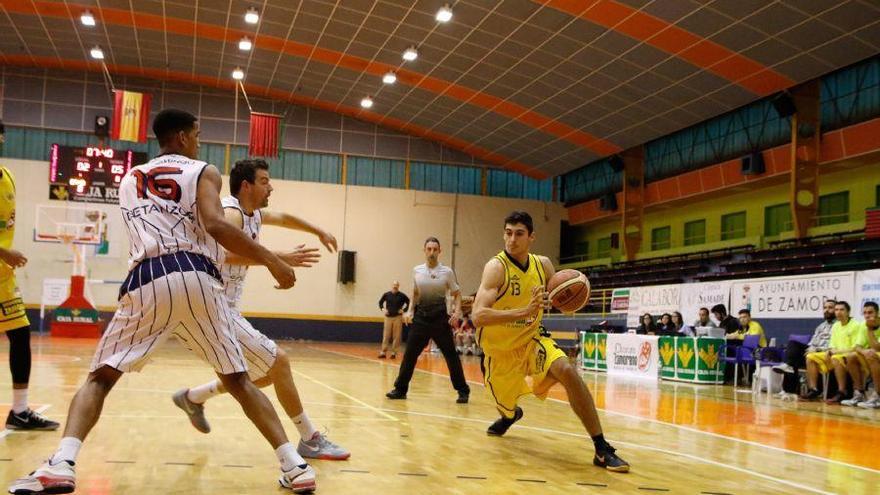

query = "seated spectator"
[
  {"left": 726, "top": 309, "right": 767, "bottom": 347},
  {"left": 712, "top": 304, "right": 740, "bottom": 334},
  {"left": 672, "top": 312, "right": 685, "bottom": 333},
  {"left": 842, "top": 302, "right": 879, "bottom": 407},
  {"left": 801, "top": 301, "right": 863, "bottom": 402},
  {"left": 454, "top": 295, "right": 481, "bottom": 356},
  {"left": 693, "top": 307, "right": 717, "bottom": 328},
  {"left": 636, "top": 313, "right": 656, "bottom": 335},
  {"left": 772, "top": 300, "right": 835, "bottom": 396},
  {"left": 657, "top": 313, "right": 678, "bottom": 336}
]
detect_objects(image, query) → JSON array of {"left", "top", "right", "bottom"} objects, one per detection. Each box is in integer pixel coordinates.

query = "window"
[
  {"left": 683, "top": 220, "right": 706, "bottom": 246},
  {"left": 721, "top": 211, "right": 747, "bottom": 240},
  {"left": 575, "top": 241, "right": 589, "bottom": 258},
  {"left": 651, "top": 226, "right": 671, "bottom": 251},
  {"left": 817, "top": 191, "right": 850, "bottom": 226},
  {"left": 764, "top": 203, "right": 792, "bottom": 237},
  {"left": 597, "top": 237, "right": 612, "bottom": 259}
]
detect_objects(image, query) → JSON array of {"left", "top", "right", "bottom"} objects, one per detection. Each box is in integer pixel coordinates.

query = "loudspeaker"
[
  {"left": 599, "top": 192, "right": 618, "bottom": 211},
  {"left": 741, "top": 152, "right": 765, "bottom": 175},
  {"left": 608, "top": 155, "right": 624, "bottom": 172},
  {"left": 95, "top": 115, "right": 110, "bottom": 137},
  {"left": 771, "top": 92, "right": 797, "bottom": 118},
  {"left": 338, "top": 250, "right": 356, "bottom": 284},
  {"left": 610, "top": 232, "right": 620, "bottom": 249}
]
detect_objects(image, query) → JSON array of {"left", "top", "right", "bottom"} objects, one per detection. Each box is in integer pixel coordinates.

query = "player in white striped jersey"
[
  {"left": 172, "top": 159, "right": 349, "bottom": 460},
  {"left": 9, "top": 110, "right": 316, "bottom": 494}
]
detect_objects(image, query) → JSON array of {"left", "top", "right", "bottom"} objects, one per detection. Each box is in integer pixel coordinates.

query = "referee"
[{"left": 386, "top": 237, "right": 470, "bottom": 404}]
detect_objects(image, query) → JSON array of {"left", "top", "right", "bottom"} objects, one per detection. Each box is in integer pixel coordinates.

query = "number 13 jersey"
[
  {"left": 119, "top": 154, "right": 223, "bottom": 269},
  {"left": 476, "top": 251, "right": 546, "bottom": 353}
]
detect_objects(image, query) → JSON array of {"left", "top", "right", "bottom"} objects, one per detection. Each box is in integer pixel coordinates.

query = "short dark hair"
[
  {"left": 824, "top": 299, "right": 838, "bottom": 306},
  {"left": 711, "top": 304, "right": 727, "bottom": 316},
  {"left": 863, "top": 301, "right": 878, "bottom": 312},
  {"left": 152, "top": 109, "right": 197, "bottom": 146},
  {"left": 230, "top": 159, "right": 269, "bottom": 196},
  {"left": 504, "top": 211, "right": 534, "bottom": 234},
  {"left": 699, "top": 307, "right": 709, "bottom": 313},
  {"left": 835, "top": 301, "right": 851, "bottom": 312},
  {"left": 424, "top": 236, "right": 440, "bottom": 247},
  {"left": 738, "top": 309, "right": 751, "bottom": 316}
]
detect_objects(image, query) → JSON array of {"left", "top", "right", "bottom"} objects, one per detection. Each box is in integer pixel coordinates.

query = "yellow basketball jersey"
[
  {"left": 477, "top": 251, "right": 546, "bottom": 353},
  {"left": 0, "top": 167, "right": 17, "bottom": 280}
]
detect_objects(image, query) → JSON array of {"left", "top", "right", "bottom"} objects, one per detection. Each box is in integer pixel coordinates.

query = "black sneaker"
[
  {"left": 456, "top": 392, "right": 469, "bottom": 404},
  {"left": 593, "top": 446, "right": 630, "bottom": 473},
  {"left": 6, "top": 409, "right": 60, "bottom": 431},
  {"left": 799, "top": 389, "right": 822, "bottom": 401},
  {"left": 385, "top": 389, "right": 407, "bottom": 400},
  {"left": 487, "top": 407, "right": 523, "bottom": 436}
]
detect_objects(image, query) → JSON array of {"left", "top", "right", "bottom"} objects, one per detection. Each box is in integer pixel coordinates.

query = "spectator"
[
  {"left": 712, "top": 304, "right": 739, "bottom": 334},
  {"left": 378, "top": 281, "right": 410, "bottom": 359},
  {"left": 801, "top": 301, "right": 863, "bottom": 402},
  {"left": 454, "top": 296, "right": 480, "bottom": 355},
  {"left": 852, "top": 302, "right": 880, "bottom": 408},
  {"left": 693, "top": 307, "right": 717, "bottom": 328},
  {"left": 772, "top": 300, "right": 836, "bottom": 396},
  {"left": 636, "top": 313, "right": 656, "bottom": 335},
  {"left": 842, "top": 302, "right": 879, "bottom": 407},
  {"left": 671, "top": 312, "right": 684, "bottom": 332},
  {"left": 657, "top": 313, "right": 677, "bottom": 336},
  {"left": 727, "top": 309, "right": 767, "bottom": 347}
]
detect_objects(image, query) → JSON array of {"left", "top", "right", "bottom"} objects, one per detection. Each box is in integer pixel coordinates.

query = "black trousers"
[
  {"left": 394, "top": 313, "right": 470, "bottom": 395},
  {"left": 781, "top": 340, "right": 808, "bottom": 394}
]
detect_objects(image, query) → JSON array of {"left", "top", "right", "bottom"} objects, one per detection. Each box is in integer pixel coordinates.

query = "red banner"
[{"left": 249, "top": 113, "right": 281, "bottom": 158}]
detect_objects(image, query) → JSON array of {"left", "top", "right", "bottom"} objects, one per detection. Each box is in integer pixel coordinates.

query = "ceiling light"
[
  {"left": 436, "top": 4, "right": 453, "bottom": 23},
  {"left": 382, "top": 72, "right": 397, "bottom": 84},
  {"left": 244, "top": 7, "right": 259, "bottom": 24},
  {"left": 239, "top": 36, "right": 252, "bottom": 51},
  {"left": 360, "top": 96, "right": 374, "bottom": 109},
  {"left": 232, "top": 67, "right": 245, "bottom": 80},
  {"left": 402, "top": 46, "right": 418, "bottom": 62},
  {"left": 80, "top": 10, "right": 96, "bottom": 27},
  {"left": 89, "top": 45, "right": 104, "bottom": 60}
]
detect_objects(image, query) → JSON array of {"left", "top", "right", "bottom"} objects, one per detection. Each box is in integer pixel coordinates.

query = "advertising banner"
[{"left": 729, "top": 272, "right": 855, "bottom": 318}]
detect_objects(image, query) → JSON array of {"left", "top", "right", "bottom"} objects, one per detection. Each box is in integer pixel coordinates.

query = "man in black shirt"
[
  {"left": 378, "top": 281, "right": 410, "bottom": 359},
  {"left": 711, "top": 304, "right": 740, "bottom": 333}
]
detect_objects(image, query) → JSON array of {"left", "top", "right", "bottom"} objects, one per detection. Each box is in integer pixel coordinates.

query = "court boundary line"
[
  {"left": 290, "top": 368, "right": 398, "bottom": 422},
  {"left": 310, "top": 345, "right": 880, "bottom": 476}
]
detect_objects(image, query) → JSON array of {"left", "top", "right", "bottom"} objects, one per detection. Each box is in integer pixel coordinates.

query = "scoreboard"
[{"left": 49, "top": 144, "right": 147, "bottom": 203}]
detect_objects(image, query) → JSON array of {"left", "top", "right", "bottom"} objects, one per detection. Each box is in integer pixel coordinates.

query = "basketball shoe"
[
  {"left": 593, "top": 446, "right": 630, "bottom": 473},
  {"left": 297, "top": 431, "right": 351, "bottom": 460},
  {"left": 279, "top": 464, "right": 316, "bottom": 493},
  {"left": 5, "top": 409, "right": 59, "bottom": 431},
  {"left": 487, "top": 407, "right": 523, "bottom": 436},
  {"left": 172, "top": 388, "right": 211, "bottom": 433},
  {"left": 8, "top": 459, "right": 75, "bottom": 494}
]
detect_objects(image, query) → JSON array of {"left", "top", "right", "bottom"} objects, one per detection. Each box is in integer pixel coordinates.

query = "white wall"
[{"left": 5, "top": 158, "right": 566, "bottom": 318}]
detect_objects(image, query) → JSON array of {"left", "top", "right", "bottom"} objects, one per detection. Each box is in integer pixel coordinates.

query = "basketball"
[{"left": 547, "top": 269, "right": 590, "bottom": 314}]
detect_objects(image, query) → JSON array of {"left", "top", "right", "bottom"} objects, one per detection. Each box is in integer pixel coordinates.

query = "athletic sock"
[
  {"left": 292, "top": 412, "right": 318, "bottom": 441},
  {"left": 591, "top": 433, "right": 611, "bottom": 453},
  {"left": 11, "top": 388, "right": 28, "bottom": 414},
  {"left": 187, "top": 381, "right": 221, "bottom": 404},
  {"left": 51, "top": 437, "right": 82, "bottom": 465},
  {"left": 276, "top": 442, "right": 307, "bottom": 471}
]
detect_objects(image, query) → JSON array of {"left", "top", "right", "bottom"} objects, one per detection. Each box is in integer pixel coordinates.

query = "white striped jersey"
[
  {"left": 220, "top": 195, "right": 261, "bottom": 311},
  {"left": 118, "top": 153, "right": 223, "bottom": 269}
]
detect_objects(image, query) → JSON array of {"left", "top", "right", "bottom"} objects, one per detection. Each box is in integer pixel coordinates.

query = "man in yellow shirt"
[
  {"left": 801, "top": 301, "right": 862, "bottom": 402},
  {"left": 472, "top": 211, "right": 628, "bottom": 472},
  {"left": 727, "top": 309, "right": 767, "bottom": 347},
  {"left": 0, "top": 166, "right": 59, "bottom": 430},
  {"left": 841, "top": 302, "right": 880, "bottom": 407}
]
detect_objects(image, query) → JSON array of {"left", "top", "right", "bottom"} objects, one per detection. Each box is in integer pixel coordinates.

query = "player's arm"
[
  {"left": 197, "top": 165, "right": 295, "bottom": 288},
  {"left": 538, "top": 255, "right": 556, "bottom": 283},
  {"left": 472, "top": 259, "right": 542, "bottom": 327},
  {"left": 404, "top": 279, "right": 419, "bottom": 323},
  {"left": 0, "top": 247, "right": 27, "bottom": 268},
  {"left": 867, "top": 327, "right": 880, "bottom": 352},
  {"left": 222, "top": 208, "right": 320, "bottom": 267},
  {"left": 261, "top": 210, "right": 338, "bottom": 253}
]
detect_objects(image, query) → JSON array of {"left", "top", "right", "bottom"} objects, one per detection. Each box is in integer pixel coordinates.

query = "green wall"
[{"left": 564, "top": 162, "right": 880, "bottom": 267}]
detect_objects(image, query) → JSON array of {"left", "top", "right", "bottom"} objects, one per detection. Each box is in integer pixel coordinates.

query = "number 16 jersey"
[{"left": 119, "top": 153, "right": 223, "bottom": 269}]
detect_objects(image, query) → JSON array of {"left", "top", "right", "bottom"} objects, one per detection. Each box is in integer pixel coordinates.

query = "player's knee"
[
  {"left": 6, "top": 325, "right": 31, "bottom": 352},
  {"left": 218, "top": 371, "right": 250, "bottom": 396},
  {"left": 87, "top": 366, "right": 121, "bottom": 394}
]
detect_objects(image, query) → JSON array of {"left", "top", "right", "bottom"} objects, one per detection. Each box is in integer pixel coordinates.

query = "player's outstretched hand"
[
  {"left": 0, "top": 248, "right": 27, "bottom": 268},
  {"left": 318, "top": 230, "right": 338, "bottom": 253},
  {"left": 526, "top": 286, "right": 546, "bottom": 316},
  {"left": 268, "top": 258, "right": 297, "bottom": 289},
  {"left": 281, "top": 244, "right": 321, "bottom": 267}
]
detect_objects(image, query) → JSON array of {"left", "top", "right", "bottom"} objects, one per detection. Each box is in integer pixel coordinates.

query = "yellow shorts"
[
  {"left": 483, "top": 336, "right": 567, "bottom": 418},
  {"left": 0, "top": 275, "right": 29, "bottom": 333},
  {"left": 806, "top": 352, "right": 867, "bottom": 374}
]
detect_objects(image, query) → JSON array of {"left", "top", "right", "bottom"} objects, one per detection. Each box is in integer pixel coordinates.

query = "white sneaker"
[
  {"left": 857, "top": 398, "right": 880, "bottom": 409},
  {"left": 279, "top": 464, "right": 316, "bottom": 493},
  {"left": 772, "top": 363, "right": 794, "bottom": 374},
  {"left": 8, "top": 459, "right": 76, "bottom": 494},
  {"left": 841, "top": 391, "right": 866, "bottom": 407}
]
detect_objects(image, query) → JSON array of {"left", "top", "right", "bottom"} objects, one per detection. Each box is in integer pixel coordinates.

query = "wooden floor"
[{"left": 1, "top": 337, "right": 878, "bottom": 494}]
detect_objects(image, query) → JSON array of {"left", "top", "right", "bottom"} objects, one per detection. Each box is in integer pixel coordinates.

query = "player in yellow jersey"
[
  {"left": 0, "top": 166, "right": 59, "bottom": 431},
  {"left": 473, "top": 211, "right": 629, "bottom": 472}
]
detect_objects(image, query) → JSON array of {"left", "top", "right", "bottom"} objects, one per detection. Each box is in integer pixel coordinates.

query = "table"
[{"left": 658, "top": 336, "right": 726, "bottom": 384}]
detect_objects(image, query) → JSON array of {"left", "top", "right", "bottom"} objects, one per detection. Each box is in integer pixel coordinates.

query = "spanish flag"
[{"left": 111, "top": 90, "right": 152, "bottom": 143}]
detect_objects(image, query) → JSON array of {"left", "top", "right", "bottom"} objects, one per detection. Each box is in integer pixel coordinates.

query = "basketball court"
[{"left": 1, "top": 336, "right": 875, "bottom": 494}]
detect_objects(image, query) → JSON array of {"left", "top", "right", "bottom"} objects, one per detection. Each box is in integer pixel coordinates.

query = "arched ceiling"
[{"left": 1, "top": 0, "right": 877, "bottom": 178}]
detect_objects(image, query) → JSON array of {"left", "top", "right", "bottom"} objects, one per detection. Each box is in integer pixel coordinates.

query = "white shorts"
[
  {"left": 90, "top": 261, "right": 247, "bottom": 375},
  {"left": 178, "top": 311, "right": 278, "bottom": 381}
]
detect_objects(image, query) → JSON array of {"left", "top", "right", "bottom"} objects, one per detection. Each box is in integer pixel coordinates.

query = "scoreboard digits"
[{"left": 49, "top": 144, "right": 148, "bottom": 203}]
